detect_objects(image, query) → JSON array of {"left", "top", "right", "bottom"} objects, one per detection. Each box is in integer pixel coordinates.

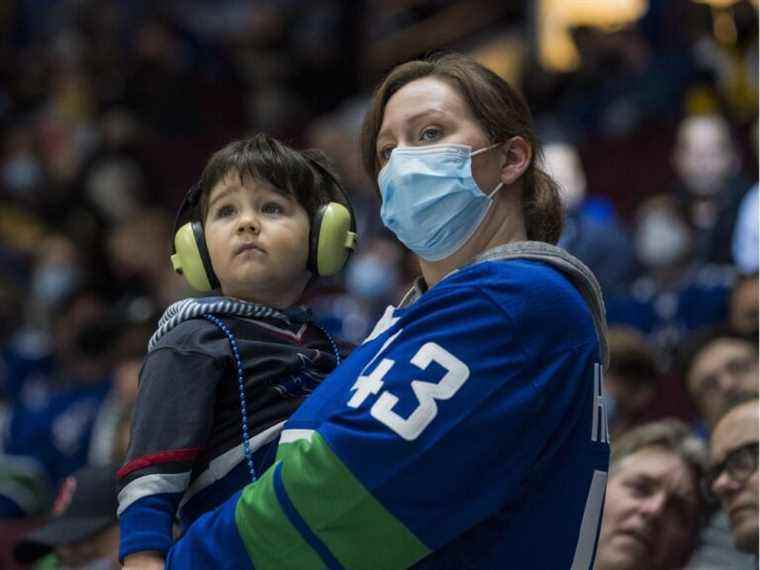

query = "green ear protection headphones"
[{"left": 170, "top": 157, "right": 358, "bottom": 292}]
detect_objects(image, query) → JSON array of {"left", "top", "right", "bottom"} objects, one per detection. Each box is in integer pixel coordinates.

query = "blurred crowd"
[{"left": 0, "top": 0, "right": 757, "bottom": 568}]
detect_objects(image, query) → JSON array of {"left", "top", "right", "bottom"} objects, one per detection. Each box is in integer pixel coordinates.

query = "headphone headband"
[
  {"left": 170, "top": 182, "right": 202, "bottom": 257},
  {"left": 303, "top": 154, "right": 358, "bottom": 234}
]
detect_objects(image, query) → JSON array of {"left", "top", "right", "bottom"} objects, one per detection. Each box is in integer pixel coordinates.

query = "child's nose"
[{"left": 237, "top": 210, "right": 260, "bottom": 234}]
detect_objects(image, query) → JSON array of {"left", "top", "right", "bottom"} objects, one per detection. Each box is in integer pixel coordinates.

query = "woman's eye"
[
  {"left": 420, "top": 127, "right": 441, "bottom": 142},
  {"left": 379, "top": 146, "right": 394, "bottom": 163}
]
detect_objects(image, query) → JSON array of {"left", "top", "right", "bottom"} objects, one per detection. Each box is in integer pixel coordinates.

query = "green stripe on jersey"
[
  {"left": 235, "top": 461, "right": 326, "bottom": 569},
  {"left": 277, "top": 431, "right": 431, "bottom": 570}
]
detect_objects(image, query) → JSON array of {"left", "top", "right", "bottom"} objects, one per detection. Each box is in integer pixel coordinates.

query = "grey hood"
[{"left": 399, "top": 241, "right": 609, "bottom": 369}]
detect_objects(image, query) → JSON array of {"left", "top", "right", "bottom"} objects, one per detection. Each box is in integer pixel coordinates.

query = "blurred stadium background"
[{"left": 0, "top": 1, "right": 757, "bottom": 567}]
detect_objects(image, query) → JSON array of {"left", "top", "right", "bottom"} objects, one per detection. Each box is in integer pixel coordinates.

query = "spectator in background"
[
  {"left": 537, "top": 21, "right": 696, "bottom": 142},
  {"left": 708, "top": 399, "right": 759, "bottom": 557},
  {"left": 688, "top": 398, "right": 758, "bottom": 569},
  {"left": 88, "top": 352, "right": 141, "bottom": 468},
  {"left": 86, "top": 294, "right": 153, "bottom": 469},
  {"left": 594, "top": 419, "right": 707, "bottom": 570},
  {"left": 728, "top": 273, "right": 759, "bottom": 344},
  {"left": 732, "top": 184, "right": 758, "bottom": 274},
  {"left": 689, "top": 0, "right": 758, "bottom": 125},
  {"left": 605, "top": 326, "right": 659, "bottom": 440},
  {"left": 1, "top": 123, "right": 47, "bottom": 207},
  {"left": 1, "top": 286, "right": 116, "bottom": 517},
  {"left": 13, "top": 464, "right": 120, "bottom": 570},
  {"left": 543, "top": 141, "right": 634, "bottom": 295},
  {"left": 672, "top": 113, "right": 750, "bottom": 265},
  {"left": 106, "top": 207, "right": 187, "bottom": 307},
  {"left": 122, "top": 14, "right": 204, "bottom": 138},
  {"left": 681, "top": 328, "right": 758, "bottom": 436},
  {"left": 732, "top": 118, "right": 758, "bottom": 274},
  {"left": 607, "top": 194, "right": 734, "bottom": 370},
  {"left": 26, "top": 235, "right": 83, "bottom": 331}
]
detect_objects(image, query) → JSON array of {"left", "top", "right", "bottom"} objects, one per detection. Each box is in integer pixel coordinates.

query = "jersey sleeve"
[
  {"left": 117, "top": 343, "right": 223, "bottom": 560},
  {"left": 166, "top": 281, "right": 601, "bottom": 569}
]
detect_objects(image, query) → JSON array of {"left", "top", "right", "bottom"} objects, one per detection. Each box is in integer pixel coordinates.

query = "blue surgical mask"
[{"left": 378, "top": 143, "right": 503, "bottom": 261}]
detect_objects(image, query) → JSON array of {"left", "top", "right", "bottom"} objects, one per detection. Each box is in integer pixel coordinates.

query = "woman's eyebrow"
[{"left": 377, "top": 109, "right": 446, "bottom": 148}]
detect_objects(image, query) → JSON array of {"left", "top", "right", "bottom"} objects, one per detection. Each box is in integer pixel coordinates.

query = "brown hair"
[
  {"left": 611, "top": 418, "right": 707, "bottom": 473},
  {"left": 360, "top": 53, "right": 563, "bottom": 244},
  {"left": 197, "top": 133, "right": 338, "bottom": 222}
]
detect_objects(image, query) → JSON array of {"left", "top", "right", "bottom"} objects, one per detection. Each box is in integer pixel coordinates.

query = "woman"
[{"left": 164, "top": 53, "right": 610, "bottom": 570}]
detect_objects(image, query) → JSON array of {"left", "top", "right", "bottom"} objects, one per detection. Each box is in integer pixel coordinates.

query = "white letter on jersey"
[
  {"left": 371, "top": 342, "right": 470, "bottom": 441},
  {"left": 591, "top": 363, "right": 610, "bottom": 444}
]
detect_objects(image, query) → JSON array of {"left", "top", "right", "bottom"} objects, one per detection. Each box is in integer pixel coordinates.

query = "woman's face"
[{"left": 375, "top": 76, "right": 503, "bottom": 193}]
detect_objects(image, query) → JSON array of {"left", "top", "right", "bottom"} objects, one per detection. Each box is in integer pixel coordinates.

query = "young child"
[{"left": 117, "top": 133, "right": 356, "bottom": 567}]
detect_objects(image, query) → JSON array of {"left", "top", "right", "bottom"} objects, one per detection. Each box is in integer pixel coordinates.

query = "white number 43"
[{"left": 347, "top": 342, "right": 470, "bottom": 441}]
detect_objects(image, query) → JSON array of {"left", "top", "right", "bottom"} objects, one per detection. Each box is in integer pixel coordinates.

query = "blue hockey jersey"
[{"left": 164, "top": 242, "right": 611, "bottom": 570}]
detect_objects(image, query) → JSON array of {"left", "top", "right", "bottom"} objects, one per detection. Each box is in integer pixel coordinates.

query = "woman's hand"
[{"left": 122, "top": 551, "right": 165, "bottom": 570}]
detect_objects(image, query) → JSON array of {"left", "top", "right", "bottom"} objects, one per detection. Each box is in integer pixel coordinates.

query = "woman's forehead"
[{"left": 378, "top": 77, "right": 471, "bottom": 138}]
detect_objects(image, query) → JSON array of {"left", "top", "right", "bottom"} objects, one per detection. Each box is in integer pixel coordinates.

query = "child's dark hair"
[{"left": 197, "top": 133, "right": 339, "bottom": 222}]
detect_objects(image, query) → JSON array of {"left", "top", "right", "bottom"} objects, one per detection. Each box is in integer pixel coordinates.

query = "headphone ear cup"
[
  {"left": 170, "top": 221, "right": 219, "bottom": 291},
  {"left": 309, "top": 202, "right": 357, "bottom": 277}
]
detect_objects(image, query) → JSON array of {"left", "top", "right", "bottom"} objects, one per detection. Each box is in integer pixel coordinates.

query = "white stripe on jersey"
[
  {"left": 178, "top": 420, "right": 285, "bottom": 511},
  {"left": 117, "top": 472, "right": 191, "bottom": 516}
]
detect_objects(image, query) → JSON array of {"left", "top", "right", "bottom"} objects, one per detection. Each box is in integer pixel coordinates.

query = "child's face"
[{"left": 204, "top": 173, "right": 311, "bottom": 307}]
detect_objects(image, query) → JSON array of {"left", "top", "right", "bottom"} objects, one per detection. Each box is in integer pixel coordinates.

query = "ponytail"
[{"left": 522, "top": 164, "right": 564, "bottom": 244}]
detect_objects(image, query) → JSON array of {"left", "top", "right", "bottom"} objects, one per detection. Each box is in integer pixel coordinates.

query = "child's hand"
[{"left": 123, "top": 551, "right": 165, "bottom": 570}]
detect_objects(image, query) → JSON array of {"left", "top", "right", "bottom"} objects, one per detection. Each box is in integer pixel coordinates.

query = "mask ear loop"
[
  {"left": 487, "top": 182, "right": 504, "bottom": 198},
  {"left": 469, "top": 143, "right": 499, "bottom": 157},
  {"left": 470, "top": 142, "right": 506, "bottom": 198}
]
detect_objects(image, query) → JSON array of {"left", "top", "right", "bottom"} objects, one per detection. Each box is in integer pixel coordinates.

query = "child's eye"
[
  {"left": 419, "top": 126, "right": 441, "bottom": 142},
  {"left": 216, "top": 204, "right": 236, "bottom": 218},
  {"left": 262, "top": 202, "right": 284, "bottom": 215}
]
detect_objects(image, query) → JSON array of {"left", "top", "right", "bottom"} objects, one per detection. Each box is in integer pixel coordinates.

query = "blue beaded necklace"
[{"left": 203, "top": 313, "right": 340, "bottom": 483}]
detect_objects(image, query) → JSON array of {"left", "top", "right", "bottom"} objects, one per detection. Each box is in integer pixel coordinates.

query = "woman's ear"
[{"left": 499, "top": 136, "right": 532, "bottom": 186}]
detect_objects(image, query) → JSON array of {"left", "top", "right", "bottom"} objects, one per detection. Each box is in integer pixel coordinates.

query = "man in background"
[
  {"left": 14, "top": 464, "right": 120, "bottom": 569},
  {"left": 707, "top": 400, "right": 758, "bottom": 560},
  {"left": 683, "top": 330, "right": 758, "bottom": 434},
  {"left": 594, "top": 419, "right": 706, "bottom": 570}
]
